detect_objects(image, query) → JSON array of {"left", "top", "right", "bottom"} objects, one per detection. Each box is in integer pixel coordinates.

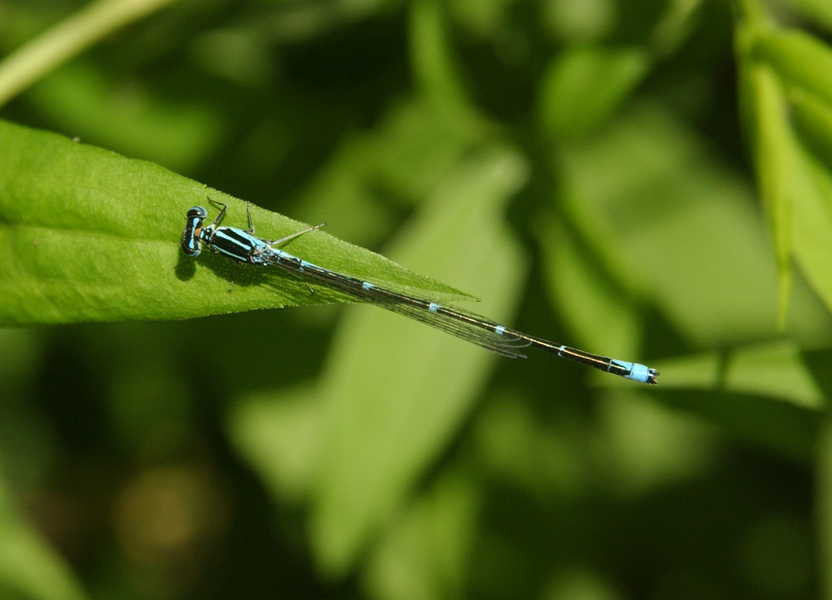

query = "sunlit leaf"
[
  {"left": 0, "top": 119, "right": 472, "bottom": 326},
  {"left": 558, "top": 103, "right": 830, "bottom": 347},
  {"left": 754, "top": 29, "right": 832, "bottom": 105},
  {"left": 790, "top": 143, "right": 832, "bottom": 317},
  {"left": 740, "top": 62, "right": 793, "bottom": 328},
  {"left": 638, "top": 341, "right": 824, "bottom": 459}
]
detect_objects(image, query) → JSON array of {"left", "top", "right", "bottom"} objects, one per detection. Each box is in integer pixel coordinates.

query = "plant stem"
[{"left": 0, "top": 0, "right": 181, "bottom": 109}]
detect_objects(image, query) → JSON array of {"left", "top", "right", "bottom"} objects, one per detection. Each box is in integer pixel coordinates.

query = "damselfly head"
[
  {"left": 181, "top": 206, "right": 208, "bottom": 256},
  {"left": 187, "top": 206, "right": 207, "bottom": 221}
]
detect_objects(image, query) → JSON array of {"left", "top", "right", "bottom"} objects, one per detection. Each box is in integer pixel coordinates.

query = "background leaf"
[
  {"left": 231, "top": 146, "right": 529, "bottom": 576},
  {"left": 0, "top": 1, "right": 831, "bottom": 599},
  {"left": 537, "top": 45, "right": 651, "bottom": 138}
]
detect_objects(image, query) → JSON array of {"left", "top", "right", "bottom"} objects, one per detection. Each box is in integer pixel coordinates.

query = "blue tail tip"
[
  {"left": 628, "top": 362, "right": 659, "bottom": 385},
  {"left": 612, "top": 360, "right": 660, "bottom": 385}
]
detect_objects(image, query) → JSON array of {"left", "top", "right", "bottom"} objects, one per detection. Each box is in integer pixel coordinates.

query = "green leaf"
[
  {"left": 0, "top": 119, "right": 473, "bottom": 326},
  {"left": 228, "top": 146, "right": 530, "bottom": 576},
  {"left": 308, "top": 146, "right": 528, "bottom": 574},
  {"left": 739, "top": 24, "right": 832, "bottom": 326},
  {"left": 754, "top": 28, "right": 832, "bottom": 107},
  {"left": 650, "top": 0, "right": 706, "bottom": 56},
  {"left": 472, "top": 392, "right": 587, "bottom": 500},
  {"left": 292, "top": 99, "right": 484, "bottom": 248},
  {"left": 648, "top": 365, "right": 819, "bottom": 461},
  {"left": 591, "top": 390, "right": 721, "bottom": 498},
  {"left": 409, "top": 0, "right": 491, "bottom": 137},
  {"left": 363, "top": 469, "right": 480, "bottom": 600},
  {"left": 227, "top": 384, "right": 324, "bottom": 504},
  {"left": 642, "top": 341, "right": 824, "bottom": 459},
  {"left": 742, "top": 62, "right": 793, "bottom": 328},
  {"left": 557, "top": 103, "right": 825, "bottom": 347},
  {"left": 539, "top": 0, "right": 616, "bottom": 43},
  {"left": 536, "top": 214, "right": 643, "bottom": 361},
  {"left": 724, "top": 341, "right": 824, "bottom": 409},
  {"left": 537, "top": 46, "right": 651, "bottom": 139},
  {"left": 790, "top": 88, "right": 832, "bottom": 173},
  {"left": 790, "top": 147, "right": 832, "bottom": 318},
  {"left": 560, "top": 102, "right": 832, "bottom": 457}
]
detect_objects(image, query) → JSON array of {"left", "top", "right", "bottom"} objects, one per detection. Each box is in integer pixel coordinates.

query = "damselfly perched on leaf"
[{"left": 181, "top": 199, "right": 659, "bottom": 384}]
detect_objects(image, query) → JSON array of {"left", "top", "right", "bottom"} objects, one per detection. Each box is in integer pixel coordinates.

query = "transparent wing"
[
  {"left": 366, "top": 289, "right": 531, "bottom": 358},
  {"left": 260, "top": 250, "right": 531, "bottom": 358}
]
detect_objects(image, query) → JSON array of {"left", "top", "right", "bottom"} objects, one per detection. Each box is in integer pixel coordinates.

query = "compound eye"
[
  {"left": 181, "top": 241, "right": 201, "bottom": 257},
  {"left": 187, "top": 206, "right": 207, "bottom": 221}
]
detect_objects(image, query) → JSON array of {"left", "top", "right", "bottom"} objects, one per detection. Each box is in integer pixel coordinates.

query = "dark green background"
[{"left": 0, "top": 0, "right": 830, "bottom": 599}]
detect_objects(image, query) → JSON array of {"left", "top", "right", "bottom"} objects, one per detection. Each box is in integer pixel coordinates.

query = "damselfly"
[{"left": 181, "top": 199, "right": 659, "bottom": 384}]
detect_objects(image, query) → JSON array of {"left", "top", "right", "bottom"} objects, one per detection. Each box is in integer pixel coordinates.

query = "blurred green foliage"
[{"left": 1, "top": 0, "right": 832, "bottom": 599}]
